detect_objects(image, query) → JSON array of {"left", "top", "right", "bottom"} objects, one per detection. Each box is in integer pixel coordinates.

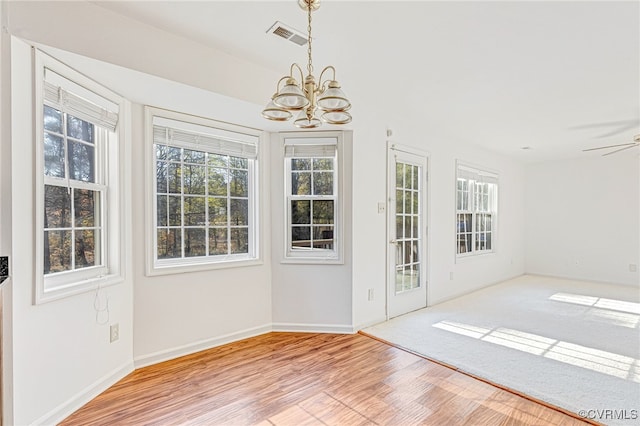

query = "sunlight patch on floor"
[
  {"left": 431, "top": 321, "right": 490, "bottom": 339},
  {"left": 433, "top": 320, "right": 640, "bottom": 383},
  {"left": 550, "top": 293, "right": 640, "bottom": 315},
  {"left": 483, "top": 328, "right": 556, "bottom": 356},
  {"left": 589, "top": 308, "right": 640, "bottom": 329}
]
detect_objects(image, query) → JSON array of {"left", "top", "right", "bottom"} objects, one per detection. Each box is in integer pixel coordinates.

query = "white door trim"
[{"left": 386, "top": 141, "right": 429, "bottom": 319}]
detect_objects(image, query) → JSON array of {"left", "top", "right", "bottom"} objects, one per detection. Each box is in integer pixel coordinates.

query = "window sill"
[
  {"left": 281, "top": 257, "right": 344, "bottom": 266},
  {"left": 37, "top": 272, "right": 124, "bottom": 304},
  {"left": 455, "top": 250, "right": 495, "bottom": 263},
  {"left": 147, "top": 257, "right": 263, "bottom": 276}
]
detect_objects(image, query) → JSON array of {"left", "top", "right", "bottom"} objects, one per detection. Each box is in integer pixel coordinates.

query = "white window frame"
[
  {"left": 34, "top": 50, "right": 125, "bottom": 304},
  {"left": 282, "top": 131, "right": 344, "bottom": 264},
  {"left": 455, "top": 161, "right": 498, "bottom": 259},
  {"left": 145, "top": 107, "right": 263, "bottom": 276}
]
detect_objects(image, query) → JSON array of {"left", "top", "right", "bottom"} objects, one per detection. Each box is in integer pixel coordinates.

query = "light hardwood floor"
[{"left": 61, "top": 332, "right": 592, "bottom": 425}]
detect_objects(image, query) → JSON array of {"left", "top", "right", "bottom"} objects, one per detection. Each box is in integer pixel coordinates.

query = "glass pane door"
[
  {"left": 387, "top": 145, "right": 428, "bottom": 319},
  {"left": 395, "top": 161, "right": 421, "bottom": 293}
]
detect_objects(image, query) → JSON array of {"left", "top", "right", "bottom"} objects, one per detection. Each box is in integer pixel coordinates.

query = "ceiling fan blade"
[
  {"left": 602, "top": 144, "right": 639, "bottom": 156},
  {"left": 582, "top": 142, "right": 636, "bottom": 152},
  {"left": 596, "top": 122, "right": 640, "bottom": 138}
]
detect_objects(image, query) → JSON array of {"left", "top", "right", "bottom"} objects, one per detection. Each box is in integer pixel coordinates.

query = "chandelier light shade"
[
  {"left": 321, "top": 110, "right": 352, "bottom": 125},
  {"left": 293, "top": 110, "right": 322, "bottom": 128},
  {"left": 317, "top": 80, "right": 350, "bottom": 111},
  {"left": 273, "top": 78, "right": 309, "bottom": 109},
  {"left": 261, "top": 94, "right": 294, "bottom": 121},
  {"left": 262, "top": 0, "right": 352, "bottom": 129}
]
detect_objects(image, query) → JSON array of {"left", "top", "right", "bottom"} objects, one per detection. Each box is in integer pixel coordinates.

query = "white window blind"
[
  {"left": 153, "top": 124, "right": 258, "bottom": 159},
  {"left": 457, "top": 165, "right": 498, "bottom": 185},
  {"left": 43, "top": 68, "right": 119, "bottom": 132},
  {"left": 284, "top": 137, "right": 337, "bottom": 158}
]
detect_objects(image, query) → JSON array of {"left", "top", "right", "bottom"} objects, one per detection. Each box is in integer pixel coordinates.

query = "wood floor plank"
[
  {"left": 298, "top": 392, "right": 374, "bottom": 426},
  {"left": 268, "top": 405, "right": 324, "bottom": 426},
  {"left": 60, "top": 332, "right": 593, "bottom": 426}
]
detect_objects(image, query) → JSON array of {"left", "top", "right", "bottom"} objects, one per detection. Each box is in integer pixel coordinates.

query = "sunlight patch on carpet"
[
  {"left": 433, "top": 320, "right": 640, "bottom": 382},
  {"left": 363, "top": 275, "right": 640, "bottom": 426},
  {"left": 550, "top": 292, "right": 640, "bottom": 314}
]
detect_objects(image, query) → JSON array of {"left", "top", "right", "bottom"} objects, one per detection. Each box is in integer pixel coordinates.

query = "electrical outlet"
[
  {"left": 377, "top": 202, "right": 386, "bottom": 214},
  {"left": 630, "top": 264, "right": 638, "bottom": 273},
  {"left": 110, "top": 323, "right": 119, "bottom": 343},
  {"left": 367, "top": 288, "right": 374, "bottom": 301}
]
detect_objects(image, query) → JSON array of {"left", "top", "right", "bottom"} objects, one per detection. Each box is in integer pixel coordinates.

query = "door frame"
[{"left": 386, "top": 141, "right": 430, "bottom": 320}]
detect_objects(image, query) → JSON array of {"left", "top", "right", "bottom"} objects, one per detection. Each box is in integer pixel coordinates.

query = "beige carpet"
[{"left": 364, "top": 275, "right": 640, "bottom": 426}]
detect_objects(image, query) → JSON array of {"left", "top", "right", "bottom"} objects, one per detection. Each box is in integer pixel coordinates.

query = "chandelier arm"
[
  {"left": 289, "top": 63, "right": 305, "bottom": 84},
  {"left": 318, "top": 65, "right": 337, "bottom": 91},
  {"left": 276, "top": 76, "right": 290, "bottom": 92}
]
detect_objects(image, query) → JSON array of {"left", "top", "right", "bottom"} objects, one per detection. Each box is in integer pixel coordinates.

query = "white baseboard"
[
  {"left": 525, "top": 272, "right": 640, "bottom": 288},
  {"left": 134, "top": 323, "right": 355, "bottom": 369},
  {"left": 271, "top": 322, "right": 354, "bottom": 334},
  {"left": 32, "top": 361, "right": 134, "bottom": 426},
  {"left": 353, "top": 316, "right": 388, "bottom": 332},
  {"left": 133, "top": 323, "right": 272, "bottom": 369},
  {"left": 36, "top": 323, "right": 355, "bottom": 423},
  {"left": 429, "top": 273, "right": 525, "bottom": 306}
]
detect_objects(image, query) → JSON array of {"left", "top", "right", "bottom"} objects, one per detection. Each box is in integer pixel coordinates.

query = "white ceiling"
[{"left": 91, "top": 0, "right": 640, "bottom": 162}]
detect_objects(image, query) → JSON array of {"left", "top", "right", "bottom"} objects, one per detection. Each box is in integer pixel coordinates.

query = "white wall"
[
  {"left": 8, "top": 37, "right": 135, "bottom": 426},
  {"left": 5, "top": 2, "right": 280, "bottom": 423},
  {"left": 351, "top": 113, "right": 527, "bottom": 329},
  {"left": 0, "top": 2, "right": 15, "bottom": 423},
  {"left": 130, "top": 103, "right": 273, "bottom": 366},
  {"left": 0, "top": 1, "right": 10, "bottom": 259},
  {"left": 22, "top": 44, "right": 276, "bottom": 365},
  {"left": 525, "top": 156, "right": 640, "bottom": 286},
  {"left": 6, "top": 1, "right": 278, "bottom": 107},
  {"left": 269, "top": 133, "right": 353, "bottom": 332}
]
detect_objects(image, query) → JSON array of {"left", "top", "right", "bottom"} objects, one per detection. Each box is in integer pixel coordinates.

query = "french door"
[{"left": 387, "top": 143, "right": 428, "bottom": 318}]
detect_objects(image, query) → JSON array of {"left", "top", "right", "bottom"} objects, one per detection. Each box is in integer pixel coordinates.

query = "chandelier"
[{"left": 262, "top": 0, "right": 352, "bottom": 129}]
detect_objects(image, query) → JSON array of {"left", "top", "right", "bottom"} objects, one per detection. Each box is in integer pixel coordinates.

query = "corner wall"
[
  {"left": 525, "top": 155, "right": 639, "bottom": 286},
  {"left": 270, "top": 132, "right": 354, "bottom": 332}
]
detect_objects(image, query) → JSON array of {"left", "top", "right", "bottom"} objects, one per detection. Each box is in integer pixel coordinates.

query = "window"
[
  {"left": 43, "top": 107, "right": 103, "bottom": 274},
  {"left": 283, "top": 133, "right": 343, "bottom": 263},
  {"left": 35, "top": 51, "right": 124, "bottom": 302},
  {"left": 456, "top": 163, "right": 498, "bottom": 256},
  {"left": 146, "top": 108, "right": 261, "bottom": 274}
]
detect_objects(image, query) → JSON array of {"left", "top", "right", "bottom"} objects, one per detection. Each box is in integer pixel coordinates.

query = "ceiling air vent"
[{"left": 267, "top": 21, "right": 308, "bottom": 46}]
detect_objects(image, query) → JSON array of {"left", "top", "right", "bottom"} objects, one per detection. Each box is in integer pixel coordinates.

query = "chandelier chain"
[{"left": 307, "top": 2, "right": 313, "bottom": 76}]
